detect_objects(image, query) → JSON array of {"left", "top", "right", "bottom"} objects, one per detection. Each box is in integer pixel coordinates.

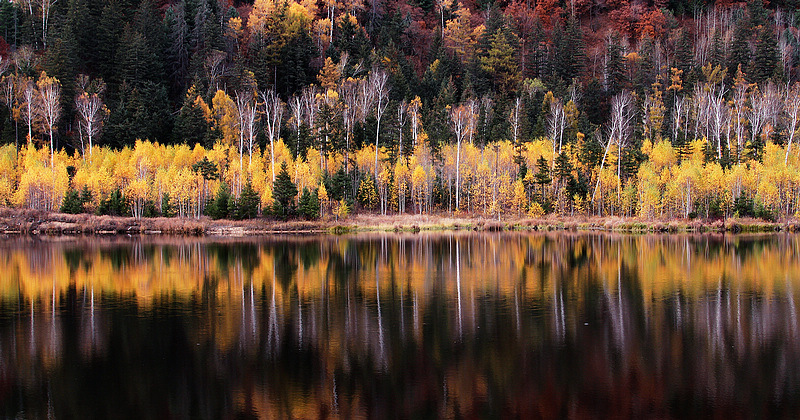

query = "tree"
[
  {"left": 173, "top": 85, "right": 211, "bottom": 147},
  {"left": 260, "top": 88, "right": 284, "bottom": 182},
  {"left": 370, "top": 67, "right": 389, "bottom": 179},
  {"left": 480, "top": 28, "right": 520, "bottom": 98},
  {"left": 752, "top": 26, "right": 779, "bottom": 84},
  {"left": 208, "top": 183, "right": 231, "bottom": 219},
  {"left": 357, "top": 176, "right": 378, "bottom": 210},
  {"left": 238, "top": 180, "right": 259, "bottom": 219},
  {"left": 785, "top": 83, "right": 800, "bottom": 164},
  {"left": 298, "top": 187, "right": 320, "bottom": 219},
  {"left": 74, "top": 75, "right": 107, "bottom": 157},
  {"left": 18, "top": 76, "right": 36, "bottom": 145},
  {"left": 60, "top": 189, "right": 83, "bottom": 213},
  {"left": 533, "top": 155, "right": 551, "bottom": 202},
  {"left": 235, "top": 90, "right": 258, "bottom": 169},
  {"left": 608, "top": 90, "right": 635, "bottom": 197},
  {"left": 37, "top": 72, "right": 60, "bottom": 170},
  {"left": 272, "top": 161, "right": 297, "bottom": 218},
  {"left": 449, "top": 102, "right": 472, "bottom": 211},
  {"left": 546, "top": 93, "right": 566, "bottom": 155}
]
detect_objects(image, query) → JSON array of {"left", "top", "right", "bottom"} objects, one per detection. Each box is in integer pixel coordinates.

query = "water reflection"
[{"left": 0, "top": 233, "right": 800, "bottom": 418}]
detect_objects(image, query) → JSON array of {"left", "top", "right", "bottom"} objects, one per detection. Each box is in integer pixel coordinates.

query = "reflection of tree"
[{"left": 2, "top": 234, "right": 800, "bottom": 417}]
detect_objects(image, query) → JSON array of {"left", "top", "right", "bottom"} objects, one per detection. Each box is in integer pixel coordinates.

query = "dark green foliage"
[
  {"left": 752, "top": 26, "right": 779, "bottom": 83},
  {"left": 161, "top": 192, "right": 175, "bottom": 217},
  {"left": 674, "top": 28, "right": 694, "bottom": 78},
  {"left": 79, "top": 185, "right": 92, "bottom": 206},
  {"left": 733, "top": 192, "right": 774, "bottom": 220},
  {"left": 60, "top": 189, "right": 83, "bottom": 214},
  {"left": 97, "top": 189, "right": 128, "bottom": 216},
  {"left": 237, "top": 180, "right": 259, "bottom": 219},
  {"left": 272, "top": 161, "right": 298, "bottom": 218},
  {"left": 326, "top": 167, "right": 352, "bottom": 202},
  {"left": 533, "top": 156, "right": 551, "bottom": 200},
  {"left": 554, "top": 152, "right": 573, "bottom": 180},
  {"left": 191, "top": 156, "right": 218, "bottom": 181},
  {"left": 728, "top": 21, "right": 751, "bottom": 78},
  {"left": 106, "top": 81, "right": 171, "bottom": 147},
  {"left": 605, "top": 33, "right": 626, "bottom": 95},
  {"left": 298, "top": 187, "right": 320, "bottom": 220},
  {"left": 551, "top": 17, "right": 585, "bottom": 86},
  {"left": 142, "top": 199, "right": 159, "bottom": 217},
  {"left": 206, "top": 183, "right": 231, "bottom": 219},
  {"left": 174, "top": 90, "right": 212, "bottom": 147}
]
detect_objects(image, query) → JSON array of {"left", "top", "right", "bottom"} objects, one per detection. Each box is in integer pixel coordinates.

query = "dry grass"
[{"left": 0, "top": 207, "right": 792, "bottom": 236}]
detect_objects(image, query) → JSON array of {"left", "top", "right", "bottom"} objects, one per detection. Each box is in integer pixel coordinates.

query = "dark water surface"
[{"left": 1, "top": 233, "right": 800, "bottom": 418}]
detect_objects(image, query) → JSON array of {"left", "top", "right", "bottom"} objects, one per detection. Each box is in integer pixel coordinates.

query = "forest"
[{"left": 0, "top": 0, "right": 800, "bottom": 220}]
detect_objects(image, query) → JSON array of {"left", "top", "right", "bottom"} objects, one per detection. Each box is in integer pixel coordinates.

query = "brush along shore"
[{"left": 0, "top": 208, "right": 797, "bottom": 236}]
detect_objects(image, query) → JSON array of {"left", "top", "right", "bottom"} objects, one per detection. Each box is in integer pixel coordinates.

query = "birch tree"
[
  {"left": 74, "top": 75, "right": 107, "bottom": 158},
  {"left": 785, "top": 83, "right": 800, "bottom": 164},
  {"left": 37, "top": 72, "right": 61, "bottom": 170},
  {"left": 260, "top": 89, "right": 284, "bottom": 182},
  {"left": 235, "top": 91, "right": 258, "bottom": 168},
  {"left": 339, "top": 78, "right": 358, "bottom": 170},
  {"left": 409, "top": 96, "right": 421, "bottom": 151},
  {"left": 608, "top": 90, "right": 635, "bottom": 201},
  {"left": 547, "top": 97, "right": 566, "bottom": 156},
  {"left": 18, "top": 76, "right": 36, "bottom": 145},
  {"left": 450, "top": 103, "right": 471, "bottom": 211},
  {"left": 369, "top": 68, "right": 389, "bottom": 179}
]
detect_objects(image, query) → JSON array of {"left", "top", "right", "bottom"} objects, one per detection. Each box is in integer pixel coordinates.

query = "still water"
[{"left": 0, "top": 233, "right": 799, "bottom": 418}]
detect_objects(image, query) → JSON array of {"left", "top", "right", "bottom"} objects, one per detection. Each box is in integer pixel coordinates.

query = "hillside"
[{"left": 0, "top": 0, "right": 799, "bottom": 221}]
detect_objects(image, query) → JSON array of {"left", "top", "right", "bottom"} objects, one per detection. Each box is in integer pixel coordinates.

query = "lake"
[{"left": 0, "top": 232, "right": 799, "bottom": 418}]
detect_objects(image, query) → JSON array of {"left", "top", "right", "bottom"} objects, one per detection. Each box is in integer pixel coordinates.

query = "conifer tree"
[
  {"left": 238, "top": 180, "right": 259, "bottom": 219},
  {"left": 272, "top": 161, "right": 298, "bottom": 218}
]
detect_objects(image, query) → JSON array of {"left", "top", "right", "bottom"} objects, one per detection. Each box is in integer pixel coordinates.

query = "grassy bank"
[{"left": 0, "top": 207, "right": 796, "bottom": 236}]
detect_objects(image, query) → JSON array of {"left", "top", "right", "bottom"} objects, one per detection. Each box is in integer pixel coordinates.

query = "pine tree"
[
  {"left": 175, "top": 87, "right": 212, "bottom": 146},
  {"left": 674, "top": 28, "right": 693, "bottom": 78},
  {"left": 60, "top": 189, "right": 83, "bottom": 214},
  {"left": 728, "top": 22, "right": 751, "bottom": 79},
  {"left": 298, "top": 187, "right": 320, "bottom": 219},
  {"left": 752, "top": 26, "right": 779, "bottom": 84},
  {"left": 238, "top": 180, "right": 259, "bottom": 219},
  {"left": 272, "top": 161, "right": 298, "bottom": 218},
  {"left": 533, "top": 155, "right": 551, "bottom": 202},
  {"left": 605, "top": 33, "right": 626, "bottom": 95},
  {"left": 161, "top": 192, "right": 175, "bottom": 217},
  {"left": 208, "top": 183, "right": 231, "bottom": 219},
  {"left": 554, "top": 151, "right": 573, "bottom": 180}
]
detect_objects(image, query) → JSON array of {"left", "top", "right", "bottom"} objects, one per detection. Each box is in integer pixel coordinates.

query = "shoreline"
[{"left": 0, "top": 208, "right": 797, "bottom": 236}]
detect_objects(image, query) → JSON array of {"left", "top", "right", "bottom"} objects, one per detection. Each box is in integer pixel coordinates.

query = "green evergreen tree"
[
  {"left": 752, "top": 26, "right": 779, "bottom": 83},
  {"left": 605, "top": 33, "right": 626, "bottom": 95},
  {"left": 728, "top": 22, "right": 751, "bottom": 80},
  {"left": 674, "top": 28, "right": 694, "bottom": 78},
  {"left": 207, "top": 183, "right": 230, "bottom": 219},
  {"left": 238, "top": 180, "right": 259, "bottom": 219},
  {"left": 298, "top": 187, "right": 320, "bottom": 219},
  {"left": 554, "top": 151, "right": 573, "bottom": 180},
  {"left": 175, "top": 89, "right": 212, "bottom": 146},
  {"left": 98, "top": 189, "right": 128, "bottom": 216},
  {"left": 533, "top": 155, "right": 551, "bottom": 200},
  {"left": 272, "top": 161, "right": 298, "bottom": 218},
  {"left": 161, "top": 192, "right": 175, "bottom": 217},
  {"left": 60, "top": 189, "right": 83, "bottom": 214}
]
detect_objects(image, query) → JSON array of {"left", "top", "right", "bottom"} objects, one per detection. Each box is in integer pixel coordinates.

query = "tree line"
[{"left": 1, "top": 0, "right": 800, "bottom": 220}]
